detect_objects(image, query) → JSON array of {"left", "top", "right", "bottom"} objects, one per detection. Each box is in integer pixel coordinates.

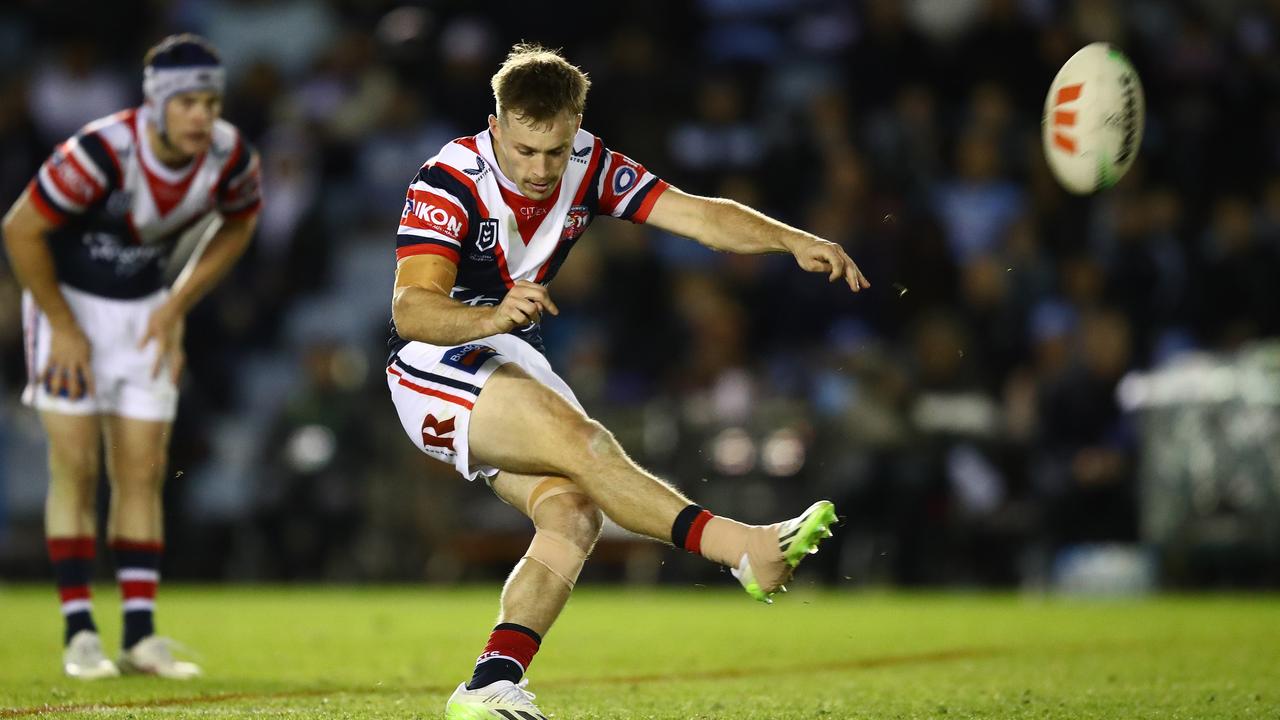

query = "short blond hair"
[{"left": 491, "top": 43, "right": 590, "bottom": 126}]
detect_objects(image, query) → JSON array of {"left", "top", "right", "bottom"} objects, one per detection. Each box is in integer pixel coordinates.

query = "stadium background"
[{"left": 0, "top": 0, "right": 1276, "bottom": 591}]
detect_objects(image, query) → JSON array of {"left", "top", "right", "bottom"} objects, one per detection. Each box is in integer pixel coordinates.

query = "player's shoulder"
[
  {"left": 211, "top": 118, "right": 252, "bottom": 160},
  {"left": 571, "top": 127, "right": 601, "bottom": 163},
  {"left": 77, "top": 107, "right": 137, "bottom": 155},
  {"left": 424, "top": 134, "right": 491, "bottom": 180}
]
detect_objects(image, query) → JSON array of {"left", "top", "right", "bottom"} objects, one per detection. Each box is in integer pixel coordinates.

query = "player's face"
[
  {"left": 164, "top": 90, "right": 222, "bottom": 157},
  {"left": 489, "top": 111, "right": 581, "bottom": 200}
]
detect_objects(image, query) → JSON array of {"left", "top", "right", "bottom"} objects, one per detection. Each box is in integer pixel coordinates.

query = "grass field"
[{"left": 0, "top": 584, "right": 1277, "bottom": 718}]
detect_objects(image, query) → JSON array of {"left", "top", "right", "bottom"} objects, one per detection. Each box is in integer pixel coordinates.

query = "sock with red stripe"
[
  {"left": 111, "top": 539, "right": 162, "bottom": 650},
  {"left": 48, "top": 537, "right": 98, "bottom": 646},
  {"left": 466, "top": 623, "right": 541, "bottom": 690},
  {"left": 671, "top": 504, "right": 751, "bottom": 569}
]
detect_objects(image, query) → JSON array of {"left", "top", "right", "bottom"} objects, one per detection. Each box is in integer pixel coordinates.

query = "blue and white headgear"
[{"left": 142, "top": 34, "right": 225, "bottom": 139}]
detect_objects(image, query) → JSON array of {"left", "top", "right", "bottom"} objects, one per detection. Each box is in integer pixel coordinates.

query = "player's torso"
[
  {"left": 48, "top": 108, "right": 243, "bottom": 298},
  {"left": 444, "top": 129, "right": 601, "bottom": 307}
]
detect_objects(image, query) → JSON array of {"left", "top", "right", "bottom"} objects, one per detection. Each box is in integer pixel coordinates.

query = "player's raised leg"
[
  {"left": 469, "top": 364, "right": 836, "bottom": 602},
  {"left": 103, "top": 415, "right": 199, "bottom": 679},
  {"left": 445, "top": 471, "right": 601, "bottom": 720},
  {"left": 40, "top": 411, "right": 118, "bottom": 679}
]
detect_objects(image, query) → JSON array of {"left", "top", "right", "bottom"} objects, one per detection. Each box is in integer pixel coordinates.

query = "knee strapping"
[
  {"left": 524, "top": 530, "right": 586, "bottom": 589},
  {"left": 523, "top": 477, "right": 591, "bottom": 589}
]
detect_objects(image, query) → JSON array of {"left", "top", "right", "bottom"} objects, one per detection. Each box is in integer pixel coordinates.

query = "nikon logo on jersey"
[{"left": 403, "top": 190, "right": 466, "bottom": 239}]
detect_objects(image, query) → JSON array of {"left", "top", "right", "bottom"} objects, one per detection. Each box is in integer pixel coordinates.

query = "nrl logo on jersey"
[
  {"left": 561, "top": 205, "right": 590, "bottom": 241},
  {"left": 475, "top": 218, "right": 499, "bottom": 252}
]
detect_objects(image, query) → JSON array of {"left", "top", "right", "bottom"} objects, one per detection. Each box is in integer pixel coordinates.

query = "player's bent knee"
[
  {"left": 555, "top": 418, "right": 623, "bottom": 476},
  {"left": 527, "top": 477, "right": 603, "bottom": 548}
]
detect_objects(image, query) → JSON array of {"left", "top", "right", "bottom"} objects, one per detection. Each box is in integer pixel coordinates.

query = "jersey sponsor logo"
[
  {"left": 420, "top": 413, "right": 456, "bottom": 451},
  {"left": 462, "top": 155, "right": 487, "bottom": 177},
  {"left": 83, "top": 233, "right": 164, "bottom": 275},
  {"left": 562, "top": 204, "right": 590, "bottom": 241},
  {"left": 476, "top": 218, "right": 499, "bottom": 251},
  {"left": 404, "top": 192, "right": 466, "bottom": 239},
  {"left": 442, "top": 344, "right": 499, "bottom": 374},
  {"left": 571, "top": 145, "right": 591, "bottom": 164},
  {"left": 518, "top": 206, "right": 549, "bottom": 219},
  {"left": 612, "top": 165, "right": 638, "bottom": 195}
]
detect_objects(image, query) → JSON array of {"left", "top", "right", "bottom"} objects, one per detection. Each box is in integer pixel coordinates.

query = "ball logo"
[{"left": 1050, "top": 83, "right": 1083, "bottom": 155}]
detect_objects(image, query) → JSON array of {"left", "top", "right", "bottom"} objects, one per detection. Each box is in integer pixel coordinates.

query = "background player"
[
  {"left": 387, "top": 43, "right": 865, "bottom": 719},
  {"left": 1, "top": 34, "right": 260, "bottom": 679}
]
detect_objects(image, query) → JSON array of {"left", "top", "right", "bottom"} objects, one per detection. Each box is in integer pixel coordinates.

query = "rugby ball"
[{"left": 1042, "top": 42, "right": 1145, "bottom": 194}]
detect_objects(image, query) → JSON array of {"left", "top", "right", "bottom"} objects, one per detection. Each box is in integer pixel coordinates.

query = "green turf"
[{"left": 0, "top": 584, "right": 1277, "bottom": 718}]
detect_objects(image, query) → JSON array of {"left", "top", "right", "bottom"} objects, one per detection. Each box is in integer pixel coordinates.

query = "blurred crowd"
[{"left": 1, "top": 0, "right": 1278, "bottom": 588}]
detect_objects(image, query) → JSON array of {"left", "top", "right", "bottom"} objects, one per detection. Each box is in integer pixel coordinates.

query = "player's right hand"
[
  {"left": 489, "top": 280, "right": 559, "bottom": 334},
  {"left": 44, "top": 323, "right": 94, "bottom": 400}
]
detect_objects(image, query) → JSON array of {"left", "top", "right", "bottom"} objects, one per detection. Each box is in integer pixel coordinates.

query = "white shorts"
[
  {"left": 387, "top": 333, "right": 582, "bottom": 481},
  {"left": 22, "top": 286, "right": 179, "bottom": 422}
]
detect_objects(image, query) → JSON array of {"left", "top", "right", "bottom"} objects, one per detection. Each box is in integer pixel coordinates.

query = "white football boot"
[
  {"left": 63, "top": 630, "right": 120, "bottom": 680},
  {"left": 117, "top": 636, "right": 202, "bottom": 679},
  {"left": 444, "top": 678, "right": 547, "bottom": 720},
  {"left": 732, "top": 500, "right": 838, "bottom": 603}
]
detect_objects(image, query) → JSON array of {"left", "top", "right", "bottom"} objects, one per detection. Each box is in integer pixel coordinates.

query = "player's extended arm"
[
  {"left": 645, "top": 186, "right": 870, "bottom": 292},
  {"left": 2, "top": 188, "right": 81, "bottom": 334},
  {"left": 393, "top": 254, "right": 558, "bottom": 345}
]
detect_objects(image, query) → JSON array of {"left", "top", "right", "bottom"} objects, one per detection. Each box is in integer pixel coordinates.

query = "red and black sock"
[
  {"left": 671, "top": 504, "right": 713, "bottom": 554},
  {"left": 466, "top": 623, "right": 541, "bottom": 690},
  {"left": 112, "top": 539, "right": 162, "bottom": 650},
  {"left": 48, "top": 537, "right": 98, "bottom": 646}
]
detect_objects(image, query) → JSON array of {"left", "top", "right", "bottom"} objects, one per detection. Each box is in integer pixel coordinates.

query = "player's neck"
[
  {"left": 486, "top": 134, "right": 516, "bottom": 190},
  {"left": 145, "top": 124, "right": 197, "bottom": 170}
]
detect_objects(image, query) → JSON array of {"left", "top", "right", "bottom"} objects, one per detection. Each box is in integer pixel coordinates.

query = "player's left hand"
[
  {"left": 139, "top": 305, "right": 186, "bottom": 382},
  {"left": 793, "top": 239, "right": 870, "bottom": 292}
]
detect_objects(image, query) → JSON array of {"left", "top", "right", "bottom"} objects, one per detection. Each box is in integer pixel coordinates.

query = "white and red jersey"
[
  {"left": 391, "top": 128, "right": 668, "bottom": 354},
  {"left": 27, "top": 106, "right": 261, "bottom": 299}
]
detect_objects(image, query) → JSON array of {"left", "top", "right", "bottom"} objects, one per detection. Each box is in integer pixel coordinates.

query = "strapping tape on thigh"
[{"left": 526, "top": 476, "right": 585, "bottom": 519}]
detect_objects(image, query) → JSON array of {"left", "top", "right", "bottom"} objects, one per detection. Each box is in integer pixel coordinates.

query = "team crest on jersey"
[
  {"left": 562, "top": 205, "right": 590, "bottom": 241},
  {"left": 476, "top": 218, "right": 499, "bottom": 251}
]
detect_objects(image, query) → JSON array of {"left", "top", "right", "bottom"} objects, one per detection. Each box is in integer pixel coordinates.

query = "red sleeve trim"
[
  {"left": 630, "top": 180, "right": 670, "bottom": 224},
  {"left": 397, "top": 243, "right": 460, "bottom": 264},
  {"left": 220, "top": 200, "right": 261, "bottom": 221},
  {"left": 27, "top": 180, "right": 67, "bottom": 225}
]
